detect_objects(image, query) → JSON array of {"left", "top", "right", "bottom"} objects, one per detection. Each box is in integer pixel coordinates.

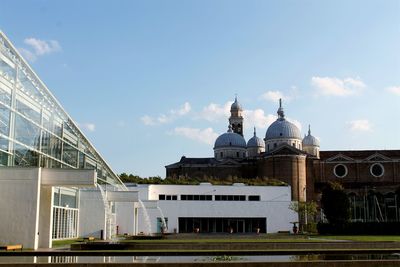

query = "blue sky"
[{"left": 1, "top": 0, "right": 399, "bottom": 177}]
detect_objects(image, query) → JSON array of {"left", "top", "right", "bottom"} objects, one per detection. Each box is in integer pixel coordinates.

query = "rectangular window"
[
  {"left": 63, "top": 142, "right": 78, "bottom": 167},
  {"left": 159, "top": 194, "right": 165, "bottom": 200},
  {"left": 215, "top": 195, "right": 221, "bottom": 201},
  {"left": 172, "top": 195, "right": 177, "bottom": 200},
  {"left": 200, "top": 195, "right": 206, "bottom": 201},
  {"left": 0, "top": 105, "right": 10, "bottom": 136},
  {"left": 239, "top": 195, "right": 246, "bottom": 201},
  {"left": 248, "top": 195, "right": 260, "bottom": 201},
  {"left": 0, "top": 57, "right": 16, "bottom": 83},
  {"left": 14, "top": 114, "right": 41, "bottom": 150},
  {"left": 188, "top": 195, "right": 193, "bottom": 200},
  {"left": 206, "top": 195, "right": 212, "bottom": 201},
  {"left": 181, "top": 195, "right": 187, "bottom": 200},
  {"left": 194, "top": 195, "right": 200, "bottom": 201},
  {"left": 166, "top": 195, "right": 172, "bottom": 200}
]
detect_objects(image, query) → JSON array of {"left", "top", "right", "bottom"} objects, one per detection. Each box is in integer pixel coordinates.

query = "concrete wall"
[
  {"left": 78, "top": 190, "right": 106, "bottom": 239},
  {"left": 0, "top": 168, "right": 41, "bottom": 249}
]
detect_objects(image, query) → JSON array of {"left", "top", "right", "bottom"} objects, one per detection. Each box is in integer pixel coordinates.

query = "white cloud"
[
  {"left": 197, "top": 101, "right": 232, "bottom": 122},
  {"left": 171, "top": 102, "right": 191, "bottom": 115},
  {"left": 141, "top": 102, "right": 191, "bottom": 126},
  {"left": 243, "top": 109, "right": 276, "bottom": 129},
  {"left": 347, "top": 119, "right": 372, "bottom": 132},
  {"left": 141, "top": 115, "right": 156, "bottom": 126},
  {"left": 386, "top": 86, "right": 400, "bottom": 96},
  {"left": 311, "top": 76, "right": 366, "bottom": 96},
  {"left": 24, "top": 38, "right": 61, "bottom": 55},
  {"left": 172, "top": 127, "right": 218, "bottom": 145},
  {"left": 78, "top": 122, "right": 96, "bottom": 132},
  {"left": 261, "top": 91, "right": 285, "bottom": 103},
  {"left": 18, "top": 47, "right": 37, "bottom": 62},
  {"left": 17, "top": 37, "right": 62, "bottom": 62}
]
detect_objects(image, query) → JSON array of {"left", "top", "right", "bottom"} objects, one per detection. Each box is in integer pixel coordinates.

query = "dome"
[
  {"left": 265, "top": 99, "right": 301, "bottom": 140},
  {"left": 247, "top": 128, "right": 265, "bottom": 148},
  {"left": 302, "top": 125, "right": 320, "bottom": 147},
  {"left": 265, "top": 119, "right": 301, "bottom": 140},
  {"left": 230, "top": 96, "right": 242, "bottom": 111},
  {"left": 214, "top": 126, "right": 246, "bottom": 149}
]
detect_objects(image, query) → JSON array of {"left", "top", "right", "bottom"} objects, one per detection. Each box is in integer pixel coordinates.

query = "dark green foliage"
[
  {"left": 320, "top": 181, "right": 350, "bottom": 224},
  {"left": 318, "top": 222, "right": 400, "bottom": 235},
  {"left": 118, "top": 173, "right": 287, "bottom": 186}
]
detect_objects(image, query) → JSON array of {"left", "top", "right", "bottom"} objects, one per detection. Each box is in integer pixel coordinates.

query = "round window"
[
  {"left": 334, "top": 164, "right": 348, "bottom": 178},
  {"left": 370, "top": 163, "right": 384, "bottom": 178}
]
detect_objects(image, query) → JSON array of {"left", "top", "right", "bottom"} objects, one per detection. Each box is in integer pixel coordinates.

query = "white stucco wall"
[
  {"left": 0, "top": 168, "right": 41, "bottom": 249},
  {"left": 115, "top": 202, "right": 135, "bottom": 235},
  {"left": 78, "top": 190, "right": 106, "bottom": 239}
]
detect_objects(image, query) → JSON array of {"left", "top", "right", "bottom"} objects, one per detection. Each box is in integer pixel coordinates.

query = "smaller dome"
[
  {"left": 230, "top": 96, "right": 242, "bottom": 111},
  {"left": 302, "top": 125, "right": 320, "bottom": 147},
  {"left": 247, "top": 128, "right": 265, "bottom": 148},
  {"left": 214, "top": 125, "right": 247, "bottom": 149}
]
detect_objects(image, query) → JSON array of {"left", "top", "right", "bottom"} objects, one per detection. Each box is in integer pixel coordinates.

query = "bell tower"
[{"left": 229, "top": 96, "right": 244, "bottom": 136}]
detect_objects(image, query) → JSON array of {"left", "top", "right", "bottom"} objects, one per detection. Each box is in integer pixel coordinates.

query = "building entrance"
[{"left": 178, "top": 217, "right": 266, "bottom": 233}]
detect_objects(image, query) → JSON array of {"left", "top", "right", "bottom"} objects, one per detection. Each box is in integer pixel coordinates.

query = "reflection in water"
[{"left": 0, "top": 254, "right": 399, "bottom": 263}]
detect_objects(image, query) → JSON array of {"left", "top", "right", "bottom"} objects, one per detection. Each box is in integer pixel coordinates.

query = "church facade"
[{"left": 166, "top": 98, "right": 400, "bottom": 223}]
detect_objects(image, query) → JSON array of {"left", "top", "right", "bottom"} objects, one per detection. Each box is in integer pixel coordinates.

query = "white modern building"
[
  {"left": 116, "top": 184, "right": 297, "bottom": 235},
  {"left": 0, "top": 30, "right": 136, "bottom": 249}
]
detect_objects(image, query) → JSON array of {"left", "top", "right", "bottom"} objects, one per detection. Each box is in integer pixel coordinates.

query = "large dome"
[
  {"left": 265, "top": 99, "right": 301, "bottom": 140},
  {"left": 247, "top": 128, "right": 265, "bottom": 148},
  {"left": 265, "top": 119, "right": 301, "bottom": 140},
  {"left": 214, "top": 126, "right": 246, "bottom": 149}
]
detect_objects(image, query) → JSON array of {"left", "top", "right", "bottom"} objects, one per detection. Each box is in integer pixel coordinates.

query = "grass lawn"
[{"left": 52, "top": 238, "right": 84, "bottom": 247}]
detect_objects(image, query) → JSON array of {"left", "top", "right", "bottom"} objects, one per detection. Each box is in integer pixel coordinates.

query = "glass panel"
[
  {"left": 0, "top": 136, "right": 8, "bottom": 151},
  {"left": 15, "top": 98, "right": 41, "bottom": 125},
  {"left": 41, "top": 155, "right": 61, "bottom": 168},
  {"left": 0, "top": 150, "right": 8, "bottom": 166},
  {"left": 60, "top": 194, "right": 77, "bottom": 208},
  {"left": 0, "top": 104, "right": 10, "bottom": 136},
  {"left": 41, "top": 130, "right": 62, "bottom": 160},
  {"left": 0, "top": 86, "right": 11, "bottom": 106},
  {"left": 13, "top": 143, "right": 39, "bottom": 167},
  {"left": 62, "top": 142, "right": 78, "bottom": 167},
  {"left": 14, "top": 113, "right": 41, "bottom": 150},
  {"left": 78, "top": 152, "right": 84, "bottom": 168},
  {"left": 54, "top": 190, "right": 60, "bottom": 206},
  {"left": 17, "top": 70, "right": 43, "bottom": 103},
  {"left": 0, "top": 57, "right": 15, "bottom": 82}
]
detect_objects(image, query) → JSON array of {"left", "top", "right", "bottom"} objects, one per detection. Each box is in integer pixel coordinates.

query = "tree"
[
  {"left": 320, "top": 181, "right": 350, "bottom": 224},
  {"left": 289, "top": 201, "right": 318, "bottom": 232}
]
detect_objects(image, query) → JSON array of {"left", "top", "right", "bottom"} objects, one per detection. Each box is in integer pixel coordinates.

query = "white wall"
[
  {"left": 115, "top": 202, "right": 135, "bottom": 235},
  {"left": 78, "top": 190, "right": 106, "bottom": 239},
  {"left": 0, "top": 168, "right": 41, "bottom": 249}
]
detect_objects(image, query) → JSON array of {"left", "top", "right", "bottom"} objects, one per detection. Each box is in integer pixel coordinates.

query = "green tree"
[
  {"left": 289, "top": 201, "right": 318, "bottom": 232},
  {"left": 321, "top": 181, "right": 350, "bottom": 224}
]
